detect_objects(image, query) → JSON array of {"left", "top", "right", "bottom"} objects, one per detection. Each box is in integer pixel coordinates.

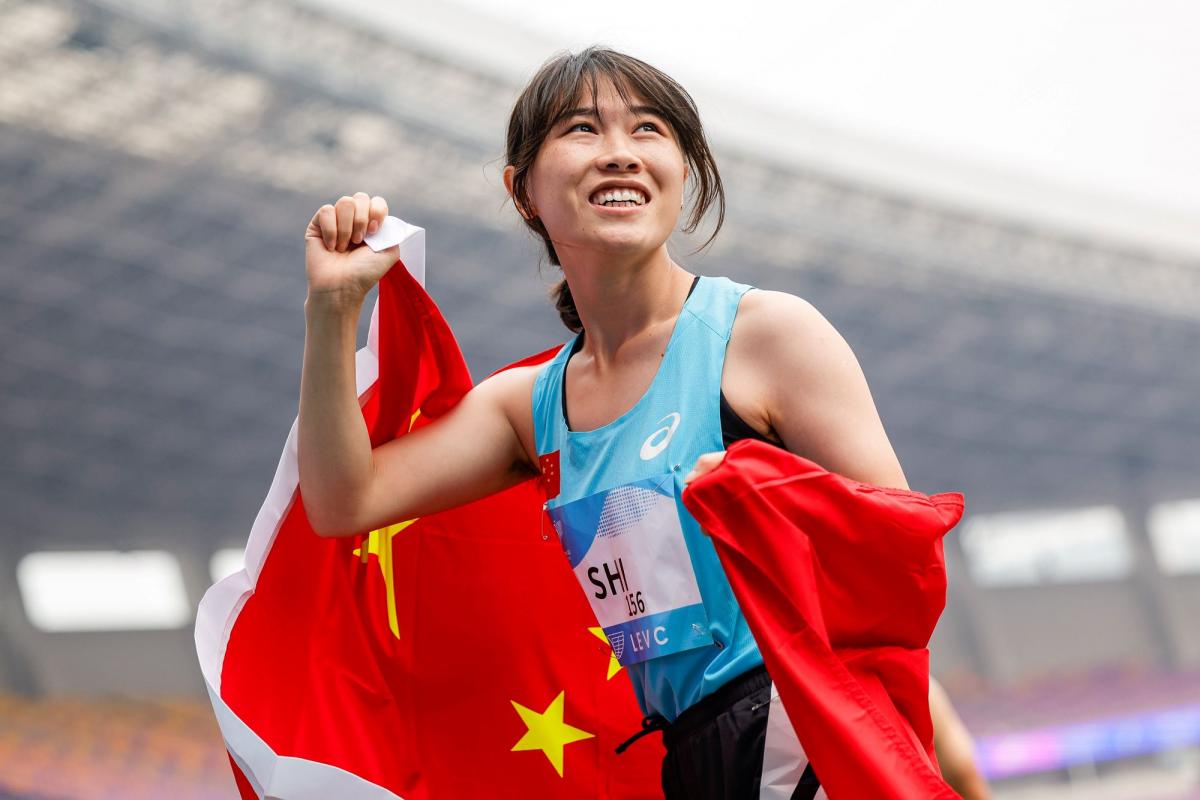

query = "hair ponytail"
[{"left": 553, "top": 279, "right": 583, "bottom": 333}]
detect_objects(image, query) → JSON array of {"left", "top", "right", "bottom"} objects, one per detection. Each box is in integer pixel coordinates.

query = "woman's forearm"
[{"left": 298, "top": 290, "right": 373, "bottom": 536}]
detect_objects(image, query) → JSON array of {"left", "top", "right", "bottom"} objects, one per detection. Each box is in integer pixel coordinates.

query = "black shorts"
[{"left": 622, "top": 665, "right": 823, "bottom": 799}]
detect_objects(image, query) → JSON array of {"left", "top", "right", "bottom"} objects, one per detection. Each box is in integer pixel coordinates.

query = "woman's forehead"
[{"left": 566, "top": 75, "right": 647, "bottom": 115}]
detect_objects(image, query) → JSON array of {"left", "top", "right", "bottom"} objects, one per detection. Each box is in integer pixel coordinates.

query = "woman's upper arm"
[
  {"left": 342, "top": 365, "right": 540, "bottom": 535},
  {"left": 734, "top": 290, "right": 909, "bottom": 490}
]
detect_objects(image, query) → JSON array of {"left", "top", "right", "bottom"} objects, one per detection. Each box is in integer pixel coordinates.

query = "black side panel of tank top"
[
  {"left": 560, "top": 275, "right": 773, "bottom": 447},
  {"left": 561, "top": 333, "right": 585, "bottom": 430},
  {"left": 719, "top": 392, "right": 773, "bottom": 448}
]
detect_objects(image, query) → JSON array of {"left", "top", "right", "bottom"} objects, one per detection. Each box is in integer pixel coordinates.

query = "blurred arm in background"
[{"left": 930, "top": 677, "right": 992, "bottom": 800}]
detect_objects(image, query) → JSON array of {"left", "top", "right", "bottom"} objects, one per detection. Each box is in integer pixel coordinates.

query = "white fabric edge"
[
  {"left": 208, "top": 683, "right": 404, "bottom": 800},
  {"left": 364, "top": 218, "right": 426, "bottom": 287},
  {"left": 194, "top": 222, "right": 425, "bottom": 799},
  {"left": 759, "top": 682, "right": 809, "bottom": 799},
  {"left": 397, "top": 226, "right": 425, "bottom": 287}
]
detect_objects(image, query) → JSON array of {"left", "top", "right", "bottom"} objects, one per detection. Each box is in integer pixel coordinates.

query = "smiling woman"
[
  {"left": 500, "top": 47, "right": 724, "bottom": 333},
  {"left": 297, "top": 45, "right": 922, "bottom": 799}
]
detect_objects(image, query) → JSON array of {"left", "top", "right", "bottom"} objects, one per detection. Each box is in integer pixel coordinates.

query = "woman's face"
[{"left": 517, "top": 78, "right": 688, "bottom": 264}]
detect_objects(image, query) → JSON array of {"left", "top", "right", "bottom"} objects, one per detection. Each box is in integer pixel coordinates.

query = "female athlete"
[{"left": 298, "top": 46, "right": 911, "bottom": 799}]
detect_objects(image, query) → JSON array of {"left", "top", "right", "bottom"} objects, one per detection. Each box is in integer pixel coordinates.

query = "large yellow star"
[
  {"left": 510, "top": 690, "right": 594, "bottom": 777},
  {"left": 588, "top": 626, "right": 623, "bottom": 680},
  {"left": 349, "top": 410, "right": 421, "bottom": 639},
  {"left": 352, "top": 518, "right": 416, "bottom": 639}
]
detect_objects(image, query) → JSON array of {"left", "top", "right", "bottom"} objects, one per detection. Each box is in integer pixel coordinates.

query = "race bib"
[{"left": 547, "top": 473, "right": 713, "bottom": 665}]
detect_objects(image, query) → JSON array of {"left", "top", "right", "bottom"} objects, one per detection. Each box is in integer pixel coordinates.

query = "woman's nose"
[{"left": 595, "top": 137, "right": 642, "bottom": 171}]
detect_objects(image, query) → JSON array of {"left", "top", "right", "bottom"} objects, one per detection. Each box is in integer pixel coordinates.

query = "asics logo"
[{"left": 640, "top": 412, "right": 681, "bottom": 460}]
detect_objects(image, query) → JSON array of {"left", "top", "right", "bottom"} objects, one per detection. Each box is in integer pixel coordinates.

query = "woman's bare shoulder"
[
  {"left": 469, "top": 360, "right": 552, "bottom": 428},
  {"left": 723, "top": 288, "right": 835, "bottom": 427},
  {"left": 477, "top": 361, "right": 546, "bottom": 398},
  {"left": 473, "top": 358, "right": 558, "bottom": 466},
  {"left": 732, "top": 288, "right": 834, "bottom": 346},
  {"left": 730, "top": 287, "right": 908, "bottom": 488},
  {"left": 726, "top": 288, "right": 844, "bottom": 391}
]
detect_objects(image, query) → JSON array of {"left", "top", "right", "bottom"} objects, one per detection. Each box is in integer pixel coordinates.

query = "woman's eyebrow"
[
  {"left": 553, "top": 104, "right": 667, "bottom": 127},
  {"left": 552, "top": 106, "right": 599, "bottom": 127},
  {"left": 629, "top": 105, "right": 667, "bottom": 117}
]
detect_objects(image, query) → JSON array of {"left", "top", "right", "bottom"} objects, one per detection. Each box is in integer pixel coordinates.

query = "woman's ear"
[{"left": 503, "top": 165, "right": 537, "bottom": 220}]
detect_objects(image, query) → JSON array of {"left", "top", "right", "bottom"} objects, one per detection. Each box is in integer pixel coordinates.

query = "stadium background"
[{"left": 1, "top": 0, "right": 1198, "bottom": 797}]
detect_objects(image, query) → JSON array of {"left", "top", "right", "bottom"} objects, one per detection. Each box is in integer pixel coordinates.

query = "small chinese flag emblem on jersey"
[{"left": 539, "top": 451, "right": 561, "bottom": 499}]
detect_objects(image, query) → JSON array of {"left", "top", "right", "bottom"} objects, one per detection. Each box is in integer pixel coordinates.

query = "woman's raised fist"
[{"left": 304, "top": 192, "right": 399, "bottom": 301}]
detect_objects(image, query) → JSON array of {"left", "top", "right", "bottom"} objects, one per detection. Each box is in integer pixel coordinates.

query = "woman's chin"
[{"left": 582, "top": 228, "right": 667, "bottom": 255}]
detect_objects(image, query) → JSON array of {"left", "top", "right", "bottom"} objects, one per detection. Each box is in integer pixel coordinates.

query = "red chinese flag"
[
  {"left": 682, "top": 440, "right": 965, "bottom": 799},
  {"left": 197, "top": 222, "right": 967, "bottom": 798},
  {"left": 195, "top": 233, "right": 663, "bottom": 799}
]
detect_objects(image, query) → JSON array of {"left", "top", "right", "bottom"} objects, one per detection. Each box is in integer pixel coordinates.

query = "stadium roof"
[
  {"left": 1, "top": 0, "right": 1198, "bottom": 558},
  {"left": 340, "top": 0, "right": 1200, "bottom": 260}
]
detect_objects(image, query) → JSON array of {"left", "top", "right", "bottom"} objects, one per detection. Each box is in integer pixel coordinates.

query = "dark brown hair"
[{"left": 504, "top": 46, "right": 726, "bottom": 333}]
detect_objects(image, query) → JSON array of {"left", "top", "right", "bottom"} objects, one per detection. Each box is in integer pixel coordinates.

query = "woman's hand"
[
  {"left": 304, "top": 192, "right": 399, "bottom": 302},
  {"left": 684, "top": 451, "right": 726, "bottom": 538},
  {"left": 683, "top": 451, "right": 726, "bottom": 485}
]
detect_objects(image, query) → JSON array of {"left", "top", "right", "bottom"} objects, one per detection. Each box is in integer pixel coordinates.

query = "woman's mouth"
[{"left": 588, "top": 188, "right": 649, "bottom": 208}]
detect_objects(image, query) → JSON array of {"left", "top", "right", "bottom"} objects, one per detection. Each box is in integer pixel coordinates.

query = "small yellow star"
[
  {"left": 589, "top": 626, "right": 623, "bottom": 680},
  {"left": 510, "top": 690, "right": 594, "bottom": 777}
]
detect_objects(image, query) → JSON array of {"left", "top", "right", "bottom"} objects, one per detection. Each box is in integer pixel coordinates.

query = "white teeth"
[{"left": 590, "top": 188, "right": 647, "bottom": 206}]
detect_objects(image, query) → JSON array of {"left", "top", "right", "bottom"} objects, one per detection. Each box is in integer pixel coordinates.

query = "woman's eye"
[
  {"left": 637, "top": 122, "right": 660, "bottom": 133},
  {"left": 568, "top": 122, "right": 594, "bottom": 133}
]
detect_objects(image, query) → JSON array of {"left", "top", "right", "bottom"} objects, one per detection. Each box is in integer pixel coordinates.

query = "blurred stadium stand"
[
  {"left": 1, "top": 0, "right": 1198, "bottom": 796},
  {"left": 0, "top": 693, "right": 233, "bottom": 799}
]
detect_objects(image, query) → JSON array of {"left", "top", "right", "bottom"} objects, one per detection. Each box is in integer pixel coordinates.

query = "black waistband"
[
  {"left": 614, "top": 664, "right": 771, "bottom": 754},
  {"left": 663, "top": 664, "right": 771, "bottom": 748}
]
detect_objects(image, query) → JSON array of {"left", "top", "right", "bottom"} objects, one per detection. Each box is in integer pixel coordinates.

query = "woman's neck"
[{"left": 558, "top": 245, "right": 694, "bottom": 368}]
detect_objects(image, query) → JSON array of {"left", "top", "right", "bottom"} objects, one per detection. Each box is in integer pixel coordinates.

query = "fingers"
[
  {"left": 334, "top": 196, "right": 355, "bottom": 251},
  {"left": 368, "top": 195, "right": 388, "bottom": 236},
  {"left": 307, "top": 204, "right": 337, "bottom": 251},
  {"left": 350, "top": 191, "right": 371, "bottom": 245},
  {"left": 320, "top": 194, "right": 389, "bottom": 252}
]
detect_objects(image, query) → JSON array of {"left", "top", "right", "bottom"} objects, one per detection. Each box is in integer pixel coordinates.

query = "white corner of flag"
[
  {"left": 363, "top": 215, "right": 425, "bottom": 288},
  {"left": 194, "top": 218, "right": 421, "bottom": 799}
]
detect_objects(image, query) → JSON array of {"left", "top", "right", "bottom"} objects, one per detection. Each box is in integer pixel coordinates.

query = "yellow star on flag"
[
  {"left": 589, "top": 626, "right": 623, "bottom": 680},
  {"left": 350, "top": 409, "right": 422, "bottom": 640},
  {"left": 352, "top": 518, "right": 416, "bottom": 639},
  {"left": 510, "top": 690, "right": 594, "bottom": 777}
]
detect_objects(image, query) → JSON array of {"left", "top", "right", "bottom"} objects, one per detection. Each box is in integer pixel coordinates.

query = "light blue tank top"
[{"left": 532, "top": 275, "right": 764, "bottom": 721}]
